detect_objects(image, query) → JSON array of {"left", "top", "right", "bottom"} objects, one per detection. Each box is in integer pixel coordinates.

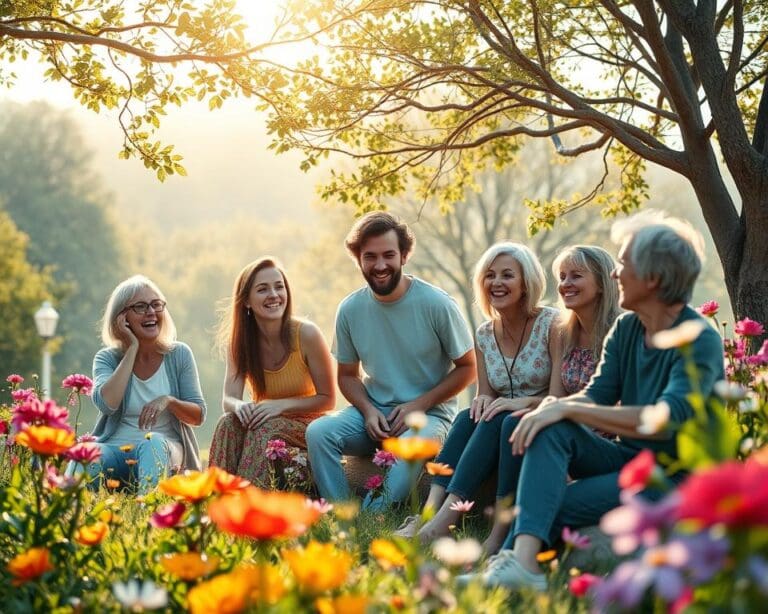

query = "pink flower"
[
  {"left": 372, "top": 449, "right": 397, "bottom": 468},
  {"left": 568, "top": 572, "right": 600, "bottom": 597},
  {"left": 6, "top": 374, "right": 24, "bottom": 385},
  {"left": 11, "top": 397, "right": 70, "bottom": 432},
  {"left": 562, "top": 526, "right": 591, "bottom": 550},
  {"left": 77, "top": 432, "right": 98, "bottom": 443},
  {"left": 696, "top": 301, "right": 719, "bottom": 317},
  {"left": 149, "top": 502, "right": 186, "bottom": 529},
  {"left": 364, "top": 474, "right": 384, "bottom": 491},
  {"left": 734, "top": 317, "right": 765, "bottom": 337},
  {"left": 618, "top": 449, "right": 656, "bottom": 493},
  {"left": 306, "top": 498, "right": 334, "bottom": 514},
  {"left": 45, "top": 465, "right": 79, "bottom": 490},
  {"left": 11, "top": 388, "right": 37, "bottom": 403},
  {"left": 449, "top": 500, "right": 475, "bottom": 513},
  {"left": 747, "top": 340, "right": 768, "bottom": 366},
  {"left": 66, "top": 442, "right": 102, "bottom": 465},
  {"left": 264, "top": 439, "right": 290, "bottom": 461},
  {"left": 61, "top": 373, "right": 94, "bottom": 395}
]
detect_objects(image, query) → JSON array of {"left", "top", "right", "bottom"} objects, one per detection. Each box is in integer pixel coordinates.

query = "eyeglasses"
[{"left": 124, "top": 300, "right": 167, "bottom": 315}]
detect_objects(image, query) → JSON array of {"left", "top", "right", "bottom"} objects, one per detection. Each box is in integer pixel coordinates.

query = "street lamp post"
[{"left": 34, "top": 301, "right": 59, "bottom": 401}]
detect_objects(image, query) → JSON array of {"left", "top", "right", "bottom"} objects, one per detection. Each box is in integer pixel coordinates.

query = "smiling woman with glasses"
[{"left": 78, "top": 275, "right": 206, "bottom": 493}]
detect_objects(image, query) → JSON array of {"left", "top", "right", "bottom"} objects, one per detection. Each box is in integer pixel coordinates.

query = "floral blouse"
[
  {"left": 561, "top": 347, "right": 597, "bottom": 395},
  {"left": 475, "top": 306, "right": 558, "bottom": 398}
]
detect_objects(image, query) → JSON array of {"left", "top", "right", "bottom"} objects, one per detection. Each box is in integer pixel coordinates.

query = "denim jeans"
[
  {"left": 86, "top": 434, "right": 179, "bottom": 494},
  {"left": 431, "top": 408, "right": 521, "bottom": 500},
  {"left": 305, "top": 405, "right": 451, "bottom": 509},
  {"left": 502, "top": 420, "right": 639, "bottom": 548}
]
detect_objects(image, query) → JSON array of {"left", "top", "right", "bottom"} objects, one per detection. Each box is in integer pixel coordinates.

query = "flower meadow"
[{"left": 1, "top": 305, "right": 768, "bottom": 612}]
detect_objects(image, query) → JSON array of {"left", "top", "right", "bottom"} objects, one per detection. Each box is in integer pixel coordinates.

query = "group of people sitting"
[{"left": 84, "top": 208, "right": 724, "bottom": 591}]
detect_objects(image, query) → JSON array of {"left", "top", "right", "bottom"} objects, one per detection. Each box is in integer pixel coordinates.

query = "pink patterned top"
[
  {"left": 475, "top": 307, "right": 558, "bottom": 398},
  {"left": 560, "top": 347, "right": 597, "bottom": 395}
]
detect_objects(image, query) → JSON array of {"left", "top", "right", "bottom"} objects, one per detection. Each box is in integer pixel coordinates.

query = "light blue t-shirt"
[{"left": 333, "top": 276, "right": 473, "bottom": 420}]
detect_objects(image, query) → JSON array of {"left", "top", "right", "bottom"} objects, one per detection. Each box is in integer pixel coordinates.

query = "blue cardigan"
[{"left": 90, "top": 342, "right": 207, "bottom": 471}]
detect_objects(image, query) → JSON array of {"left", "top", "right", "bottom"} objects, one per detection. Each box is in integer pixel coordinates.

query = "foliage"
[
  {"left": 0, "top": 102, "right": 127, "bottom": 378},
  {"left": 0, "top": 211, "right": 56, "bottom": 377}
]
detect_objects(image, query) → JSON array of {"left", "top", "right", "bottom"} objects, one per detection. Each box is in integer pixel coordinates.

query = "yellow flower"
[
  {"left": 332, "top": 501, "right": 360, "bottom": 521},
  {"left": 99, "top": 509, "right": 121, "bottom": 525},
  {"left": 315, "top": 594, "right": 370, "bottom": 614},
  {"left": 119, "top": 444, "right": 134, "bottom": 452},
  {"left": 382, "top": 437, "right": 441, "bottom": 461},
  {"left": 75, "top": 521, "right": 109, "bottom": 546},
  {"left": 160, "top": 552, "right": 219, "bottom": 580},
  {"left": 159, "top": 469, "right": 218, "bottom": 502},
  {"left": 187, "top": 564, "right": 284, "bottom": 613},
  {"left": 282, "top": 541, "right": 352, "bottom": 594},
  {"left": 425, "top": 462, "right": 453, "bottom": 476},
  {"left": 369, "top": 539, "right": 407, "bottom": 570},
  {"left": 15, "top": 426, "right": 75, "bottom": 456},
  {"left": 7, "top": 547, "right": 53, "bottom": 586}
]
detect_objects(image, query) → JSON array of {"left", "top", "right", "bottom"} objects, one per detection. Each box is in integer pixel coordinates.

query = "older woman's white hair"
[
  {"left": 473, "top": 242, "right": 546, "bottom": 319},
  {"left": 101, "top": 275, "right": 177, "bottom": 352},
  {"left": 611, "top": 210, "right": 705, "bottom": 305}
]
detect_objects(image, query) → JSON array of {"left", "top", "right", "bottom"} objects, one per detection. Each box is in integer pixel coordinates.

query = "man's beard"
[{"left": 363, "top": 267, "right": 402, "bottom": 296}]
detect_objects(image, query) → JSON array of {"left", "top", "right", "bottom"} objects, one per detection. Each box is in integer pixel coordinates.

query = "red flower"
[
  {"left": 734, "top": 317, "right": 765, "bottom": 337},
  {"left": 0, "top": 421, "right": 8, "bottom": 436},
  {"left": 11, "top": 397, "right": 70, "bottom": 432},
  {"left": 696, "top": 301, "right": 719, "bottom": 317},
  {"left": 5, "top": 374, "right": 24, "bottom": 385},
  {"left": 618, "top": 449, "right": 656, "bottom": 493},
  {"left": 61, "top": 373, "right": 94, "bottom": 395},
  {"left": 568, "top": 573, "right": 600, "bottom": 597},
  {"left": 65, "top": 442, "right": 102, "bottom": 464},
  {"left": 676, "top": 459, "right": 768, "bottom": 528},
  {"left": 149, "top": 502, "right": 186, "bottom": 529},
  {"left": 364, "top": 474, "right": 384, "bottom": 491}
]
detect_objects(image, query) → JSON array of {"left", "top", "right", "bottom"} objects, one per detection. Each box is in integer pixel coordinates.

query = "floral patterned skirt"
[{"left": 208, "top": 412, "right": 321, "bottom": 489}]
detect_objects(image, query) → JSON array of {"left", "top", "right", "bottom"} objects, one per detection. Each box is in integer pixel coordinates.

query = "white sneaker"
[
  {"left": 392, "top": 514, "right": 420, "bottom": 538},
  {"left": 456, "top": 551, "right": 547, "bottom": 592}
]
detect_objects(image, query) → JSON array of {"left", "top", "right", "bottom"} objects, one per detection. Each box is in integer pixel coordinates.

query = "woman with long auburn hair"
[{"left": 208, "top": 257, "right": 335, "bottom": 487}]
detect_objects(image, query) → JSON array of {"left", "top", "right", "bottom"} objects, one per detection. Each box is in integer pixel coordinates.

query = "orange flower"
[
  {"left": 369, "top": 539, "right": 407, "bottom": 570},
  {"left": 7, "top": 547, "right": 53, "bottom": 586},
  {"left": 75, "top": 521, "right": 109, "bottom": 546},
  {"left": 125, "top": 459, "right": 138, "bottom": 466},
  {"left": 158, "top": 469, "right": 218, "bottom": 502},
  {"left": 187, "top": 564, "right": 284, "bottom": 613},
  {"left": 425, "top": 462, "right": 454, "bottom": 476},
  {"left": 161, "top": 552, "right": 219, "bottom": 580},
  {"left": 209, "top": 466, "right": 251, "bottom": 493},
  {"left": 106, "top": 479, "right": 121, "bottom": 489},
  {"left": 382, "top": 437, "right": 441, "bottom": 461},
  {"left": 536, "top": 549, "right": 557, "bottom": 563},
  {"left": 315, "top": 594, "right": 370, "bottom": 614},
  {"left": 119, "top": 444, "right": 134, "bottom": 452},
  {"left": 208, "top": 486, "right": 320, "bottom": 540},
  {"left": 282, "top": 541, "right": 352, "bottom": 594},
  {"left": 15, "top": 426, "right": 75, "bottom": 456}
]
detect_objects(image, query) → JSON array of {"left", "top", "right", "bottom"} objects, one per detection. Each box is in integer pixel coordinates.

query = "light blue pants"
[
  {"left": 85, "top": 434, "right": 179, "bottom": 494},
  {"left": 305, "top": 405, "right": 451, "bottom": 509}
]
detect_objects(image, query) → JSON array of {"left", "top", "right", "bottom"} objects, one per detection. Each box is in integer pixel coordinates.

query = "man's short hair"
[
  {"left": 611, "top": 210, "right": 705, "bottom": 305},
  {"left": 345, "top": 211, "right": 415, "bottom": 260}
]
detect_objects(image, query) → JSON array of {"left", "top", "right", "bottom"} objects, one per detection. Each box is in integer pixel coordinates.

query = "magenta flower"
[
  {"left": 62, "top": 373, "right": 94, "bottom": 395},
  {"left": 734, "top": 317, "right": 765, "bottom": 337},
  {"left": 0, "top": 421, "right": 8, "bottom": 436},
  {"left": 11, "top": 397, "right": 70, "bottom": 432},
  {"left": 364, "top": 474, "right": 384, "bottom": 491},
  {"left": 264, "top": 439, "right": 290, "bottom": 461},
  {"left": 696, "top": 300, "right": 719, "bottom": 317},
  {"left": 149, "top": 501, "right": 186, "bottom": 529},
  {"left": 562, "top": 526, "right": 591, "bottom": 550},
  {"left": 11, "top": 388, "right": 37, "bottom": 403},
  {"left": 449, "top": 500, "right": 475, "bottom": 513},
  {"left": 66, "top": 442, "right": 102, "bottom": 464},
  {"left": 77, "top": 432, "right": 98, "bottom": 443},
  {"left": 5, "top": 374, "right": 24, "bottom": 386},
  {"left": 372, "top": 449, "right": 397, "bottom": 468}
]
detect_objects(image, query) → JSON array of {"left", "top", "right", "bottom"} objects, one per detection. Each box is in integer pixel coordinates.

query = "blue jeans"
[
  {"left": 502, "top": 420, "right": 639, "bottom": 549},
  {"left": 305, "top": 405, "right": 451, "bottom": 509},
  {"left": 86, "top": 434, "right": 179, "bottom": 494},
  {"left": 431, "top": 408, "right": 522, "bottom": 499}
]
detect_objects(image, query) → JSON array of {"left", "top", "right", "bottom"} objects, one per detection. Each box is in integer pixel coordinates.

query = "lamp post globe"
[{"left": 34, "top": 301, "right": 59, "bottom": 400}]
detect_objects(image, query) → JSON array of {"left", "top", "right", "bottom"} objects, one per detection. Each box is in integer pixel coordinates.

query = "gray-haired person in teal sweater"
[{"left": 458, "top": 211, "right": 724, "bottom": 592}]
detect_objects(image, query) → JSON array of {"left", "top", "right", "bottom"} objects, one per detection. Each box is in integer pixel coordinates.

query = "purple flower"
[
  {"left": 673, "top": 532, "right": 729, "bottom": 583},
  {"left": 562, "top": 526, "right": 591, "bottom": 550},
  {"left": 264, "top": 439, "right": 290, "bottom": 461},
  {"left": 372, "top": 449, "right": 397, "bottom": 468},
  {"left": 600, "top": 491, "right": 679, "bottom": 555}
]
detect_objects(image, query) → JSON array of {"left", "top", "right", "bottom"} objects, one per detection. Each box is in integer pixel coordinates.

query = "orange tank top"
[{"left": 248, "top": 322, "right": 316, "bottom": 401}]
